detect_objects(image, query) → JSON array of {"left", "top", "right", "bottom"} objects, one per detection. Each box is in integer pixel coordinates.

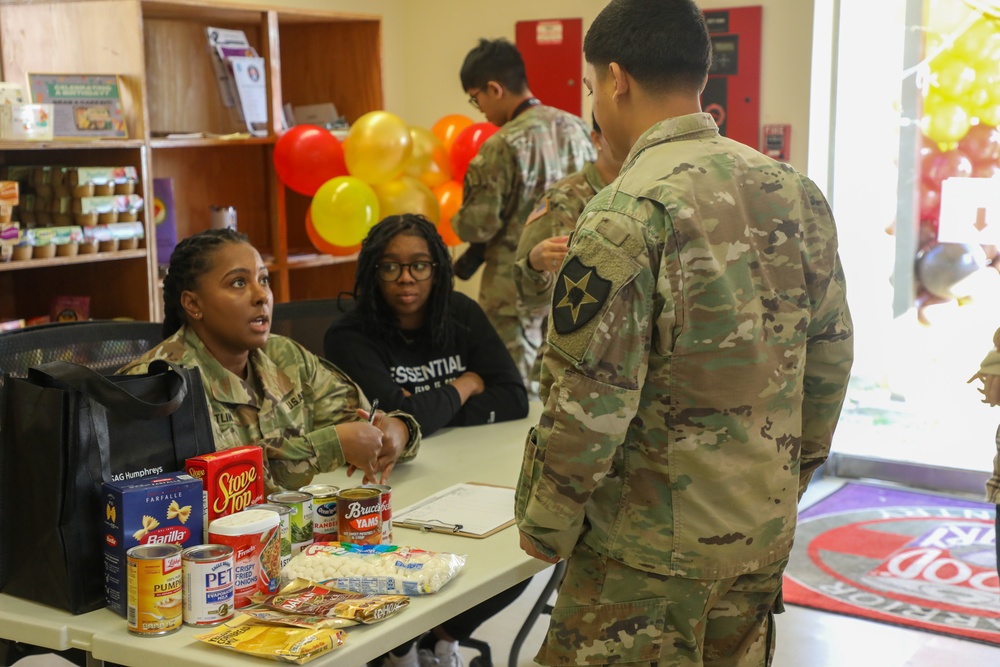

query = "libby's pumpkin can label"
[
  {"left": 337, "top": 486, "right": 383, "bottom": 545},
  {"left": 127, "top": 543, "right": 183, "bottom": 636}
]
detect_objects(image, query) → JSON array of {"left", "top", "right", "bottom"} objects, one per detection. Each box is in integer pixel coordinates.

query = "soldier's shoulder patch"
[
  {"left": 551, "top": 256, "right": 612, "bottom": 335},
  {"left": 524, "top": 198, "right": 549, "bottom": 227}
]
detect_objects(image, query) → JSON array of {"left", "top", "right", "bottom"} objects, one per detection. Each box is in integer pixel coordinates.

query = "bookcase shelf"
[{"left": 0, "top": 0, "right": 382, "bottom": 323}]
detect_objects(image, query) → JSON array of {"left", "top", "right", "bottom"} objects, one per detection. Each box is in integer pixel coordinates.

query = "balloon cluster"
[
  {"left": 913, "top": 1, "right": 1000, "bottom": 308},
  {"left": 273, "top": 112, "right": 498, "bottom": 254}
]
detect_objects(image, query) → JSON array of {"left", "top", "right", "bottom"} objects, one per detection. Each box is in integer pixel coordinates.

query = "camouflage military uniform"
[
  {"left": 451, "top": 104, "right": 595, "bottom": 386},
  {"left": 515, "top": 113, "right": 854, "bottom": 665},
  {"left": 119, "top": 325, "right": 421, "bottom": 494},
  {"left": 513, "top": 161, "right": 608, "bottom": 382}
]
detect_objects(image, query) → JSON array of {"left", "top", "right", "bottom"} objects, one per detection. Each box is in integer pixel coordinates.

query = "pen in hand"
[{"left": 368, "top": 398, "right": 379, "bottom": 424}]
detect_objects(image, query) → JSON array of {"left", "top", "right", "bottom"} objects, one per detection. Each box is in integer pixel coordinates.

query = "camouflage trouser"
[{"left": 536, "top": 543, "right": 786, "bottom": 667}]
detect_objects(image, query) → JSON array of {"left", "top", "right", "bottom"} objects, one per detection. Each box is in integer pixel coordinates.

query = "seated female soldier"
[{"left": 119, "top": 228, "right": 420, "bottom": 492}]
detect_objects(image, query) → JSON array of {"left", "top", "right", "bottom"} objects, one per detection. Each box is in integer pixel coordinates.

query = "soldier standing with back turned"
[{"left": 515, "top": 1, "right": 854, "bottom": 665}]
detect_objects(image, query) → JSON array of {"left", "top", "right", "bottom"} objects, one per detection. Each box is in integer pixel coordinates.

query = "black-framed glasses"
[
  {"left": 467, "top": 89, "right": 483, "bottom": 110},
  {"left": 376, "top": 261, "right": 436, "bottom": 282}
]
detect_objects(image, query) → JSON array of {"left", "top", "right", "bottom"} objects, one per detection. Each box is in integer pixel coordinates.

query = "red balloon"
[
  {"left": 304, "top": 210, "right": 360, "bottom": 256},
  {"left": 925, "top": 148, "right": 973, "bottom": 189},
  {"left": 973, "top": 162, "right": 1000, "bottom": 178},
  {"left": 919, "top": 142, "right": 942, "bottom": 184},
  {"left": 449, "top": 122, "right": 499, "bottom": 183},
  {"left": 274, "top": 125, "right": 348, "bottom": 196},
  {"left": 919, "top": 184, "right": 941, "bottom": 221},
  {"left": 958, "top": 124, "right": 1000, "bottom": 165}
]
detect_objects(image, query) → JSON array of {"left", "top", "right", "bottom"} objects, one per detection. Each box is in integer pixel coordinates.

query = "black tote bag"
[{"left": 0, "top": 359, "right": 215, "bottom": 614}]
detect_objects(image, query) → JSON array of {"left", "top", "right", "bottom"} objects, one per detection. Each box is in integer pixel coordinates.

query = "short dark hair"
[
  {"left": 353, "top": 214, "right": 456, "bottom": 349},
  {"left": 460, "top": 38, "right": 529, "bottom": 94},
  {"left": 584, "top": 0, "right": 711, "bottom": 93},
  {"left": 591, "top": 113, "right": 601, "bottom": 136},
  {"left": 161, "top": 228, "right": 249, "bottom": 338}
]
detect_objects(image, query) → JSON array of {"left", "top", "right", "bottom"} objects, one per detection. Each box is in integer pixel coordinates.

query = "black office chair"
[
  {"left": 0, "top": 319, "right": 164, "bottom": 385},
  {"left": 271, "top": 294, "right": 355, "bottom": 358},
  {"left": 0, "top": 318, "right": 163, "bottom": 667}
]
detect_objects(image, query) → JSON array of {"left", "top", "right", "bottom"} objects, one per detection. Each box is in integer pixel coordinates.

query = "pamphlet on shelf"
[
  {"left": 205, "top": 26, "right": 252, "bottom": 109},
  {"left": 228, "top": 56, "right": 269, "bottom": 137},
  {"left": 393, "top": 482, "right": 515, "bottom": 538}
]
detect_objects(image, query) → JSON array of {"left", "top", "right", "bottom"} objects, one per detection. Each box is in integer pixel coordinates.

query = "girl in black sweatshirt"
[{"left": 324, "top": 213, "right": 528, "bottom": 437}]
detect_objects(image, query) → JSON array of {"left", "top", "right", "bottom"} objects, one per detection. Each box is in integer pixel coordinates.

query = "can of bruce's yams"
[
  {"left": 253, "top": 502, "right": 293, "bottom": 569},
  {"left": 268, "top": 491, "right": 314, "bottom": 556},
  {"left": 363, "top": 483, "right": 392, "bottom": 544},
  {"left": 299, "top": 484, "right": 339, "bottom": 542},
  {"left": 337, "top": 486, "right": 383, "bottom": 545},
  {"left": 182, "top": 544, "right": 235, "bottom": 627},
  {"left": 127, "top": 544, "right": 183, "bottom": 636}
]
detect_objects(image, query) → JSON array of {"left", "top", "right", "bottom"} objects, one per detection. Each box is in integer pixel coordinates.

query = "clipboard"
[{"left": 393, "top": 482, "right": 516, "bottom": 539}]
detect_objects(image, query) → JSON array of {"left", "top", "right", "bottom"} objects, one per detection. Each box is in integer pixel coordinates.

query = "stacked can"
[
  {"left": 363, "top": 484, "right": 392, "bottom": 544},
  {"left": 299, "top": 485, "right": 339, "bottom": 542},
  {"left": 181, "top": 544, "right": 235, "bottom": 627},
  {"left": 253, "top": 502, "right": 293, "bottom": 568},
  {"left": 267, "top": 491, "right": 314, "bottom": 556}
]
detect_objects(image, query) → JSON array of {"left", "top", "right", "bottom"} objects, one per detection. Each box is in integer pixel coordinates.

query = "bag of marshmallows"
[{"left": 281, "top": 542, "right": 465, "bottom": 595}]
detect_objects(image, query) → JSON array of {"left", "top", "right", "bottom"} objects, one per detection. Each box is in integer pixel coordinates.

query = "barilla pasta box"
[
  {"left": 186, "top": 446, "right": 264, "bottom": 541},
  {"left": 103, "top": 473, "right": 204, "bottom": 617}
]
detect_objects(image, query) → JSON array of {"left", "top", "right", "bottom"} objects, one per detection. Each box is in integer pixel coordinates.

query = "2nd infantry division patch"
[{"left": 552, "top": 256, "right": 612, "bottom": 335}]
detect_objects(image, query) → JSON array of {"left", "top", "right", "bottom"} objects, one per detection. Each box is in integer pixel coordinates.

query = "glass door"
[{"left": 824, "top": 0, "right": 1000, "bottom": 492}]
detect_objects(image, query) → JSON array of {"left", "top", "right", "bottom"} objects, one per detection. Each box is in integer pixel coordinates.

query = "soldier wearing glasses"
[{"left": 451, "top": 38, "right": 595, "bottom": 395}]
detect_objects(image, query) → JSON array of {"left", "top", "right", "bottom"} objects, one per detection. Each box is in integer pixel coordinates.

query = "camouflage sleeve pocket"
[
  {"left": 514, "top": 427, "right": 542, "bottom": 524},
  {"left": 536, "top": 598, "right": 665, "bottom": 664}
]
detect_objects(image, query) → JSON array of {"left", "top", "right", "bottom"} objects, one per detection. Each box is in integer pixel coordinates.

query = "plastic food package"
[
  {"left": 194, "top": 614, "right": 345, "bottom": 663},
  {"left": 255, "top": 578, "right": 408, "bottom": 624},
  {"left": 281, "top": 542, "right": 466, "bottom": 595}
]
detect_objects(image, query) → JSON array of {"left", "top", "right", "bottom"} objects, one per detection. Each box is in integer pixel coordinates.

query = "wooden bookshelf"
[{"left": 0, "top": 0, "right": 382, "bottom": 322}]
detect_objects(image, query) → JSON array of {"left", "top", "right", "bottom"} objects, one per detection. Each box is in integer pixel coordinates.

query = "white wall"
[{"left": 395, "top": 0, "right": 817, "bottom": 173}]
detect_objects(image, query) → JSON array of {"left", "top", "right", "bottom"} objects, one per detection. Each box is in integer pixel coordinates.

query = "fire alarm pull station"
[{"left": 762, "top": 124, "right": 791, "bottom": 161}]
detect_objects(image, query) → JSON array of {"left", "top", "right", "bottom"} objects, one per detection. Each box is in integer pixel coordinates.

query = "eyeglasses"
[
  {"left": 467, "top": 89, "right": 483, "bottom": 110},
  {"left": 376, "top": 261, "right": 436, "bottom": 282}
]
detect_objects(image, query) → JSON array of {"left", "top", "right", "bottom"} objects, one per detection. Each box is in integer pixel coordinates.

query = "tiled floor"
[{"left": 10, "top": 477, "right": 1000, "bottom": 667}]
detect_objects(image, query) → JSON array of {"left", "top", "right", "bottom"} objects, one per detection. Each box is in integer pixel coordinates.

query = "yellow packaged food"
[
  {"left": 193, "top": 614, "right": 345, "bottom": 664},
  {"left": 240, "top": 608, "right": 357, "bottom": 630}
]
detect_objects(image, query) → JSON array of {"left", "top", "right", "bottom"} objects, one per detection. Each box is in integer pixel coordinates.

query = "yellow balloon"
[
  {"left": 344, "top": 111, "right": 413, "bottom": 185},
  {"left": 403, "top": 127, "right": 453, "bottom": 188},
  {"left": 372, "top": 176, "right": 441, "bottom": 224},
  {"left": 929, "top": 52, "right": 977, "bottom": 99},
  {"left": 921, "top": 92, "right": 971, "bottom": 145},
  {"left": 310, "top": 176, "right": 381, "bottom": 247}
]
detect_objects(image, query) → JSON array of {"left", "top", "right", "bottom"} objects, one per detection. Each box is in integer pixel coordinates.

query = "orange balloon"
[
  {"left": 431, "top": 114, "right": 474, "bottom": 154},
  {"left": 433, "top": 180, "right": 463, "bottom": 247},
  {"left": 304, "top": 210, "right": 361, "bottom": 256}
]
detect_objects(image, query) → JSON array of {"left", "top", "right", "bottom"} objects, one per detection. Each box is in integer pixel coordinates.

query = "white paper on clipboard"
[{"left": 393, "top": 483, "right": 515, "bottom": 537}]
